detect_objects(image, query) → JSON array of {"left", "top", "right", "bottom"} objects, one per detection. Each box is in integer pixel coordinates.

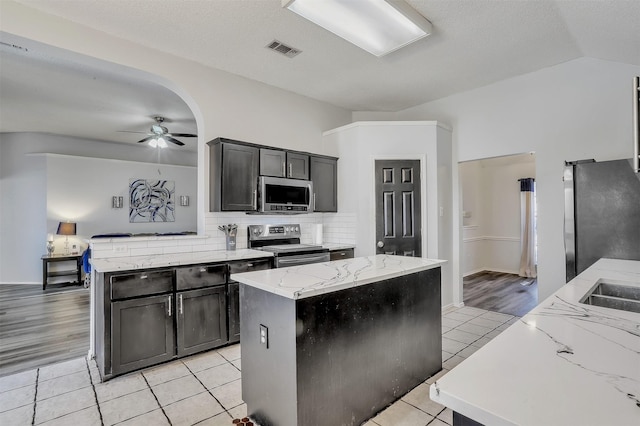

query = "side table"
[{"left": 41, "top": 254, "right": 82, "bottom": 290}]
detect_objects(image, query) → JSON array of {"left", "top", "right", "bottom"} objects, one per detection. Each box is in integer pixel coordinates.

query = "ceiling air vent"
[{"left": 266, "top": 40, "right": 301, "bottom": 58}]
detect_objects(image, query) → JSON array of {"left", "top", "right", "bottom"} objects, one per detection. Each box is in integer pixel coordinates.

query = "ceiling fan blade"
[
  {"left": 137, "top": 136, "right": 155, "bottom": 143},
  {"left": 165, "top": 136, "right": 185, "bottom": 146},
  {"left": 167, "top": 133, "right": 197, "bottom": 138},
  {"left": 118, "top": 130, "right": 150, "bottom": 135}
]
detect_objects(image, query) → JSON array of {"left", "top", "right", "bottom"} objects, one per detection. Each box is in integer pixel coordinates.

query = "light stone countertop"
[
  {"left": 90, "top": 249, "right": 273, "bottom": 273},
  {"left": 430, "top": 258, "right": 640, "bottom": 426},
  {"left": 230, "top": 254, "right": 446, "bottom": 300},
  {"left": 322, "top": 243, "right": 356, "bottom": 251}
]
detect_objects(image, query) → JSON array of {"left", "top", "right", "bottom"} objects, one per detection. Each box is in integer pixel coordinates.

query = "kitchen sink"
[{"left": 580, "top": 280, "right": 640, "bottom": 314}]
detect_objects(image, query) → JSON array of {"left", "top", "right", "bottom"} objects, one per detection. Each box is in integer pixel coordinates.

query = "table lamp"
[{"left": 57, "top": 221, "right": 76, "bottom": 255}]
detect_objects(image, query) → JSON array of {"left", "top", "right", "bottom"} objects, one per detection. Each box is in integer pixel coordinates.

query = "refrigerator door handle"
[{"left": 563, "top": 164, "right": 577, "bottom": 282}]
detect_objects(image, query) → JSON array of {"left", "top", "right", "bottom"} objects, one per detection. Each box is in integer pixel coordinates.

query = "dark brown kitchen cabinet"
[
  {"left": 260, "top": 148, "right": 286, "bottom": 177},
  {"left": 209, "top": 139, "right": 258, "bottom": 212},
  {"left": 95, "top": 257, "right": 273, "bottom": 380},
  {"left": 310, "top": 156, "right": 338, "bottom": 212},
  {"left": 177, "top": 286, "right": 227, "bottom": 357},
  {"left": 260, "top": 148, "right": 309, "bottom": 180},
  {"left": 287, "top": 152, "right": 310, "bottom": 180},
  {"left": 111, "top": 294, "right": 175, "bottom": 376}
]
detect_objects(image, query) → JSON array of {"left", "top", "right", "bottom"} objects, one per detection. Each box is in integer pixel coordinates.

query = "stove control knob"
[
  {"left": 294, "top": 226, "right": 299, "bottom": 232},
  {"left": 253, "top": 227, "right": 262, "bottom": 235},
  {"left": 285, "top": 226, "right": 290, "bottom": 232}
]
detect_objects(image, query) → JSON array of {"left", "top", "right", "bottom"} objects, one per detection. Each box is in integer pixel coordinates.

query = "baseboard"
[
  {"left": 442, "top": 303, "right": 464, "bottom": 314},
  {"left": 0, "top": 282, "right": 40, "bottom": 285},
  {"left": 464, "top": 267, "right": 520, "bottom": 277}
]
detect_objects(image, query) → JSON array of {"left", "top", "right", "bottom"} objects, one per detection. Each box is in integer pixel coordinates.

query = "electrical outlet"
[{"left": 260, "top": 324, "right": 269, "bottom": 348}]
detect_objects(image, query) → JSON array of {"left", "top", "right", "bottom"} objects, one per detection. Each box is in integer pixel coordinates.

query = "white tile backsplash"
[{"left": 91, "top": 212, "right": 356, "bottom": 261}]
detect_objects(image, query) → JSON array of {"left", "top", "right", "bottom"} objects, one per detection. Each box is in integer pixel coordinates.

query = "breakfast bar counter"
[
  {"left": 430, "top": 258, "right": 640, "bottom": 426},
  {"left": 231, "top": 254, "right": 446, "bottom": 426}
]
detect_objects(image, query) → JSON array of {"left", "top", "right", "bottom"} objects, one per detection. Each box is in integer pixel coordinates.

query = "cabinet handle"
[
  {"left": 168, "top": 296, "right": 172, "bottom": 316},
  {"left": 179, "top": 294, "right": 183, "bottom": 315},
  {"left": 140, "top": 274, "right": 148, "bottom": 279},
  {"left": 282, "top": 162, "right": 286, "bottom": 176},
  {"left": 200, "top": 267, "right": 207, "bottom": 273},
  {"left": 340, "top": 252, "right": 346, "bottom": 256},
  {"left": 247, "top": 263, "right": 254, "bottom": 267},
  {"left": 252, "top": 189, "right": 257, "bottom": 210},
  {"left": 288, "top": 163, "right": 292, "bottom": 177},
  {"left": 313, "top": 193, "right": 316, "bottom": 210}
]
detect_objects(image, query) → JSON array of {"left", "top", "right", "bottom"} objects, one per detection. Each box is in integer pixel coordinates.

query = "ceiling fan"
[{"left": 121, "top": 116, "right": 197, "bottom": 147}]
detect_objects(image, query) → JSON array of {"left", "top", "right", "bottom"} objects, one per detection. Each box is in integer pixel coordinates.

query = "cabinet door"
[
  {"left": 287, "top": 152, "right": 310, "bottom": 180},
  {"left": 111, "top": 294, "right": 175, "bottom": 375},
  {"left": 310, "top": 156, "right": 338, "bottom": 212},
  {"left": 177, "top": 286, "right": 227, "bottom": 357},
  {"left": 221, "top": 143, "right": 259, "bottom": 211},
  {"left": 260, "top": 148, "right": 286, "bottom": 177},
  {"left": 227, "top": 282, "right": 240, "bottom": 344}
]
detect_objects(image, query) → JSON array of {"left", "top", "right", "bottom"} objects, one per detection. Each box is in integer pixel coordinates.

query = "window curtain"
[{"left": 518, "top": 178, "right": 537, "bottom": 278}]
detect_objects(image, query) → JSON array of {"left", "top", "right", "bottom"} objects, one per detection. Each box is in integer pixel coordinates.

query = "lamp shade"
[{"left": 57, "top": 221, "right": 76, "bottom": 236}]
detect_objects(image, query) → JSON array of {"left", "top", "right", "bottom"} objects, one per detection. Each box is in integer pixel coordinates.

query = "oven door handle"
[{"left": 278, "top": 254, "right": 329, "bottom": 265}]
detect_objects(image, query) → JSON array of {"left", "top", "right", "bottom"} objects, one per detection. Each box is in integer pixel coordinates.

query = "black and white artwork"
[{"left": 129, "top": 178, "right": 175, "bottom": 223}]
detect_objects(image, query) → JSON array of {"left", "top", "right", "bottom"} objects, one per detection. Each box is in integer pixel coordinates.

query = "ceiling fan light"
[
  {"left": 148, "top": 138, "right": 158, "bottom": 148},
  {"left": 157, "top": 137, "right": 168, "bottom": 148},
  {"left": 283, "top": 0, "right": 432, "bottom": 57}
]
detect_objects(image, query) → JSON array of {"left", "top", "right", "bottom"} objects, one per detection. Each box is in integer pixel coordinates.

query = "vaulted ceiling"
[{"left": 1, "top": 0, "right": 639, "bottom": 150}]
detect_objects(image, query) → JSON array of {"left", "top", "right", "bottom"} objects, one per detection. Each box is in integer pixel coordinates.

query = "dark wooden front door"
[{"left": 375, "top": 160, "right": 421, "bottom": 256}]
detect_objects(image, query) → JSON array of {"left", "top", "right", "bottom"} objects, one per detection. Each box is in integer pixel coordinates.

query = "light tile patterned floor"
[{"left": 0, "top": 307, "right": 517, "bottom": 425}]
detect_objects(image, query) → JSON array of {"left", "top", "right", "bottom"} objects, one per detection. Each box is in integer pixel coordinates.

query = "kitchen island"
[
  {"left": 430, "top": 258, "right": 640, "bottom": 426},
  {"left": 231, "top": 254, "right": 446, "bottom": 426}
]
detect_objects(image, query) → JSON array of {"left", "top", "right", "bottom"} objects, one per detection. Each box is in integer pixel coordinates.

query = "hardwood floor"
[
  {"left": 463, "top": 271, "right": 538, "bottom": 317},
  {"left": 0, "top": 283, "right": 89, "bottom": 377}
]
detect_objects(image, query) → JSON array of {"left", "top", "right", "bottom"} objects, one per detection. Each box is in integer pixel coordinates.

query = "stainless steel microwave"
[{"left": 259, "top": 176, "right": 313, "bottom": 213}]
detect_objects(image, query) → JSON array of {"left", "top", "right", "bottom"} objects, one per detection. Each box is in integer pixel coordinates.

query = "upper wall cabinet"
[
  {"left": 310, "top": 156, "right": 338, "bottom": 212},
  {"left": 260, "top": 148, "right": 309, "bottom": 180},
  {"left": 209, "top": 138, "right": 258, "bottom": 212},
  {"left": 209, "top": 137, "right": 337, "bottom": 212}
]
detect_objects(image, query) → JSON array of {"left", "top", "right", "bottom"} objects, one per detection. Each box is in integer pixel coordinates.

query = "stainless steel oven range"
[{"left": 248, "top": 224, "right": 329, "bottom": 268}]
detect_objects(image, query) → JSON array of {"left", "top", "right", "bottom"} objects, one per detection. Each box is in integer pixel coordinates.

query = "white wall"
[
  {"left": 323, "top": 122, "right": 455, "bottom": 307},
  {"left": 392, "top": 57, "right": 640, "bottom": 302},
  {"left": 460, "top": 157, "right": 536, "bottom": 276},
  {"left": 46, "top": 153, "right": 197, "bottom": 239}
]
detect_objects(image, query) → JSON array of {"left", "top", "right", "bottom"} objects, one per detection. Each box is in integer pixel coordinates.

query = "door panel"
[
  {"left": 177, "top": 286, "right": 227, "bottom": 357},
  {"left": 375, "top": 160, "right": 421, "bottom": 257},
  {"left": 111, "top": 294, "right": 175, "bottom": 375}
]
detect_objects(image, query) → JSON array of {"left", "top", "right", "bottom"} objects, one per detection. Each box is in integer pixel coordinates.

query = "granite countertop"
[
  {"left": 430, "top": 258, "right": 640, "bottom": 426},
  {"left": 322, "top": 243, "right": 356, "bottom": 251},
  {"left": 90, "top": 249, "right": 273, "bottom": 273},
  {"left": 230, "top": 254, "right": 446, "bottom": 300}
]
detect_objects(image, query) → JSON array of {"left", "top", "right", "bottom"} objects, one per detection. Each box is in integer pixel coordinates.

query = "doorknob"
[{"left": 377, "top": 241, "right": 384, "bottom": 248}]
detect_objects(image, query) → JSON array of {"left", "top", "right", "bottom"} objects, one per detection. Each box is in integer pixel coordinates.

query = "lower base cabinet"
[
  {"left": 177, "top": 286, "right": 227, "bottom": 357},
  {"left": 97, "top": 257, "right": 273, "bottom": 380},
  {"left": 111, "top": 294, "right": 175, "bottom": 376}
]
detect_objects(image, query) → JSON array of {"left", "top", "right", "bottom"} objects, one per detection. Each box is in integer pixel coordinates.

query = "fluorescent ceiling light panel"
[{"left": 283, "top": 0, "right": 432, "bottom": 57}]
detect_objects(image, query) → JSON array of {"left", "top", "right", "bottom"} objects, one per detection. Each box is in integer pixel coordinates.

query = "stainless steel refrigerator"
[{"left": 564, "top": 158, "right": 640, "bottom": 282}]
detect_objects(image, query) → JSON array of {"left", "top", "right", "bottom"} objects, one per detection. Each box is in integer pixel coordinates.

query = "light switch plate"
[{"left": 260, "top": 324, "right": 269, "bottom": 348}]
